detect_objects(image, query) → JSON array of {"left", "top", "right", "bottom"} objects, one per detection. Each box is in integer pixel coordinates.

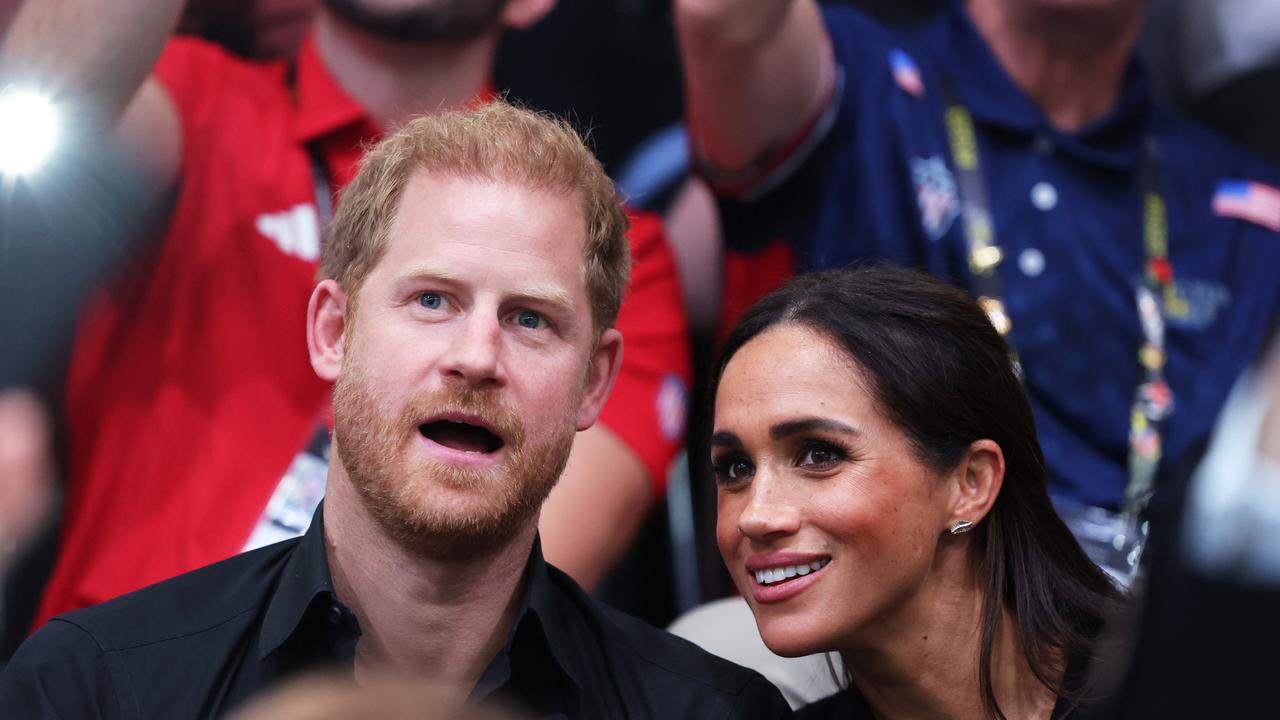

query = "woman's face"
[{"left": 712, "top": 325, "right": 954, "bottom": 657}]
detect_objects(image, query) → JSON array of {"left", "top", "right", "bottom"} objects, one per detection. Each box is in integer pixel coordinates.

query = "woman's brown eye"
[
  {"left": 712, "top": 456, "right": 754, "bottom": 484},
  {"left": 799, "top": 443, "right": 845, "bottom": 468}
]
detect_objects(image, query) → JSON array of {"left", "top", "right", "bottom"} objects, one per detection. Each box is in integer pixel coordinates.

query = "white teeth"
[{"left": 753, "top": 559, "right": 831, "bottom": 585}]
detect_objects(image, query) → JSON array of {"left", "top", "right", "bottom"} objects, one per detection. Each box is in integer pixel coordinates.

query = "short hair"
[
  {"left": 320, "top": 100, "right": 631, "bottom": 334},
  {"left": 711, "top": 263, "right": 1118, "bottom": 720}
]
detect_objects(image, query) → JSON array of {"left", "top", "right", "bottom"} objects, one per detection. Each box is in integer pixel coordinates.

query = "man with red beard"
[{"left": 0, "top": 102, "right": 788, "bottom": 719}]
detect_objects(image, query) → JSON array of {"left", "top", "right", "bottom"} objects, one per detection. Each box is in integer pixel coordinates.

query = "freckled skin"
[{"left": 713, "top": 325, "right": 955, "bottom": 658}]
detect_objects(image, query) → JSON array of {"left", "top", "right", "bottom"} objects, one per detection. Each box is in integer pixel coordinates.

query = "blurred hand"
[{"left": 0, "top": 388, "right": 55, "bottom": 576}]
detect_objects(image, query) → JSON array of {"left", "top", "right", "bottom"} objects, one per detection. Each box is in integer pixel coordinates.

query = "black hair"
[{"left": 710, "top": 263, "right": 1118, "bottom": 718}]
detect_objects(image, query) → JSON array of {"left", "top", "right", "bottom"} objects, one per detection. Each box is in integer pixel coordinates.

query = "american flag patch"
[
  {"left": 890, "top": 49, "right": 925, "bottom": 99},
  {"left": 1212, "top": 180, "right": 1280, "bottom": 232}
]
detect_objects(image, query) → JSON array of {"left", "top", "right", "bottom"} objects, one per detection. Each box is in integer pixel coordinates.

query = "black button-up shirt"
[{"left": 0, "top": 508, "right": 790, "bottom": 719}]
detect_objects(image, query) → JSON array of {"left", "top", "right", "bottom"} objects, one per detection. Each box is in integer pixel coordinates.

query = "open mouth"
[
  {"left": 419, "top": 419, "right": 504, "bottom": 454},
  {"left": 754, "top": 558, "right": 831, "bottom": 587}
]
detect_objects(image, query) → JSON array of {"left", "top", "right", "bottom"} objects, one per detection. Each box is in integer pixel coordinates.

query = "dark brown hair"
[{"left": 710, "top": 263, "right": 1118, "bottom": 718}]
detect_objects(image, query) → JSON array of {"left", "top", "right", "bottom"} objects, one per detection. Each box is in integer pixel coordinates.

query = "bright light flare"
[{"left": 0, "top": 87, "right": 59, "bottom": 177}]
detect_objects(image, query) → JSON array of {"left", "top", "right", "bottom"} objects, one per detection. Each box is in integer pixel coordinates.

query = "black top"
[
  {"left": 796, "top": 672, "right": 1096, "bottom": 719},
  {"left": 0, "top": 507, "right": 791, "bottom": 719}
]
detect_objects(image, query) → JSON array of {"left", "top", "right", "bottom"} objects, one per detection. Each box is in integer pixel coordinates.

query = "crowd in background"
[{"left": 1, "top": 0, "right": 1280, "bottom": 716}]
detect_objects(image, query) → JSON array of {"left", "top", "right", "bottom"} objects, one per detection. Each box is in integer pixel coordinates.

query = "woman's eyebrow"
[
  {"left": 709, "top": 431, "right": 742, "bottom": 448},
  {"left": 770, "top": 417, "right": 860, "bottom": 440}
]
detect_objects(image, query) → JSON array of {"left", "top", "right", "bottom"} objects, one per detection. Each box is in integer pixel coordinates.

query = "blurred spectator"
[
  {"left": 1098, "top": 325, "right": 1280, "bottom": 718},
  {"left": 0, "top": 0, "right": 689, "bottom": 642},
  {"left": 1143, "top": 0, "right": 1280, "bottom": 166},
  {"left": 676, "top": 0, "right": 1280, "bottom": 584},
  {"left": 0, "top": 390, "right": 54, "bottom": 579},
  {"left": 0, "top": 134, "right": 162, "bottom": 658}
]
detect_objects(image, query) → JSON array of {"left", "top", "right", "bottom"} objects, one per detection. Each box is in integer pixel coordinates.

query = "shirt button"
[
  {"left": 1033, "top": 135, "right": 1056, "bottom": 157},
  {"left": 328, "top": 606, "right": 343, "bottom": 623},
  {"left": 1031, "top": 182, "right": 1058, "bottom": 211},
  {"left": 1019, "top": 248, "right": 1046, "bottom": 277}
]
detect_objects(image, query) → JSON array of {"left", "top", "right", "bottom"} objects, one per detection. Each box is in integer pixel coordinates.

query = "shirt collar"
[
  {"left": 291, "top": 32, "right": 378, "bottom": 145},
  {"left": 924, "top": 0, "right": 1151, "bottom": 170},
  {"left": 472, "top": 537, "right": 584, "bottom": 700},
  {"left": 258, "top": 504, "right": 342, "bottom": 660},
  {"left": 256, "top": 518, "right": 581, "bottom": 694},
  {"left": 521, "top": 537, "right": 588, "bottom": 690}
]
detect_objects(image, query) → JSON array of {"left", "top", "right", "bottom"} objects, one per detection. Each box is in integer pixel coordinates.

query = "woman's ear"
[{"left": 946, "top": 439, "right": 1005, "bottom": 532}]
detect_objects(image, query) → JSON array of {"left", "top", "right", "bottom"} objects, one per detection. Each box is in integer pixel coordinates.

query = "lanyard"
[
  {"left": 939, "top": 92, "right": 1174, "bottom": 519},
  {"left": 285, "top": 58, "right": 335, "bottom": 228}
]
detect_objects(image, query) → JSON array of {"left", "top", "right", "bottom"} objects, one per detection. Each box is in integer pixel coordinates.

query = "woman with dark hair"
[{"left": 710, "top": 264, "right": 1118, "bottom": 719}]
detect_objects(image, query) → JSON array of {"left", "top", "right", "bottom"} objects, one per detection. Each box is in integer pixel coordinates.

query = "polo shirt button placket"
[{"left": 1031, "top": 181, "right": 1058, "bottom": 211}]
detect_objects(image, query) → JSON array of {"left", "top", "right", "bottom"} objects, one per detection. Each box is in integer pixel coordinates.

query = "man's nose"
[
  {"left": 440, "top": 312, "right": 504, "bottom": 387},
  {"left": 737, "top": 472, "right": 801, "bottom": 541}
]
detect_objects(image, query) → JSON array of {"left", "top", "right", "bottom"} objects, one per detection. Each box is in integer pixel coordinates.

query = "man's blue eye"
[
  {"left": 418, "top": 293, "right": 443, "bottom": 309},
  {"left": 516, "top": 310, "right": 545, "bottom": 329}
]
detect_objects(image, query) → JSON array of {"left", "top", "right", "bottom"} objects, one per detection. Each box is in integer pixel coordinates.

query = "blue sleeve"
[
  {"left": 716, "top": 6, "right": 914, "bottom": 268},
  {"left": 0, "top": 619, "right": 122, "bottom": 719}
]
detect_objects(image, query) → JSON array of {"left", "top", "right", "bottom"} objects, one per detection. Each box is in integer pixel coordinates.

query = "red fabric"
[
  {"left": 599, "top": 211, "right": 691, "bottom": 493},
  {"left": 718, "top": 240, "right": 798, "bottom": 342},
  {"left": 35, "top": 36, "right": 688, "bottom": 628}
]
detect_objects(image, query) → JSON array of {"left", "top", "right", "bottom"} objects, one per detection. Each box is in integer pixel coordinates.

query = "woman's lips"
[{"left": 746, "top": 555, "right": 832, "bottom": 604}]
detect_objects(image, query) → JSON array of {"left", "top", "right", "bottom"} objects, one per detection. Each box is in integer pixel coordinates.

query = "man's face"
[
  {"left": 328, "top": 171, "right": 609, "bottom": 559},
  {"left": 320, "top": 0, "right": 510, "bottom": 43}
]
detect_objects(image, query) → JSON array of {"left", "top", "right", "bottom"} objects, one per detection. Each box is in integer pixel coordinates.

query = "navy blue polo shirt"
[{"left": 716, "top": 1, "right": 1280, "bottom": 510}]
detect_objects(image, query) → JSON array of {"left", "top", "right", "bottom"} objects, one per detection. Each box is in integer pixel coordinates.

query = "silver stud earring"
[{"left": 949, "top": 520, "right": 973, "bottom": 535}]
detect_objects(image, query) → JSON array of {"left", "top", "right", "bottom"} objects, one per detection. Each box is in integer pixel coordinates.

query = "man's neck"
[
  {"left": 840, "top": 546, "right": 1057, "bottom": 719},
  {"left": 312, "top": 7, "right": 496, "bottom": 129},
  {"left": 966, "top": 0, "right": 1146, "bottom": 132},
  {"left": 323, "top": 470, "right": 535, "bottom": 693}
]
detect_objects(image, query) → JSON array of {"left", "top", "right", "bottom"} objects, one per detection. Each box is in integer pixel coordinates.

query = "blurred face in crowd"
[
  {"left": 712, "top": 325, "right": 954, "bottom": 657},
  {"left": 321, "top": 0, "right": 511, "bottom": 42},
  {"left": 329, "top": 171, "right": 616, "bottom": 558}
]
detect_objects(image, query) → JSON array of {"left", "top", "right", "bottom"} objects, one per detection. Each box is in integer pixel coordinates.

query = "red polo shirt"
[{"left": 34, "top": 35, "right": 689, "bottom": 628}]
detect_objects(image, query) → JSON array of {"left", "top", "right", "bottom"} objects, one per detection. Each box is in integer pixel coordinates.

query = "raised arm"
[
  {"left": 0, "top": 0, "right": 184, "bottom": 185},
  {"left": 675, "top": 0, "right": 833, "bottom": 174}
]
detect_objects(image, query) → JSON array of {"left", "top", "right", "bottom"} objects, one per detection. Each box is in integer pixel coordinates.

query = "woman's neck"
[
  {"left": 839, "top": 559, "right": 1058, "bottom": 719},
  {"left": 965, "top": 0, "right": 1146, "bottom": 132}
]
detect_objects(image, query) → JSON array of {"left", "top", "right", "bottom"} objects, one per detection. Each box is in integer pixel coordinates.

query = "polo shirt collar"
[
  {"left": 258, "top": 504, "right": 341, "bottom": 660},
  {"left": 291, "top": 32, "right": 375, "bottom": 144},
  {"left": 925, "top": 0, "right": 1151, "bottom": 171}
]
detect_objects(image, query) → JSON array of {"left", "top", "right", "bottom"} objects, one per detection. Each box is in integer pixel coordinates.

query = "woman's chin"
[{"left": 758, "top": 618, "right": 835, "bottom": 659}]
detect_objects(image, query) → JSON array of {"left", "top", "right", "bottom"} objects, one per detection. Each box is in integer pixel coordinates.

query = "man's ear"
[
  {"left": 501, "top": 0, "right": 557, "bottom": 30},
  {"left": 308, "top": 279, "right": 348, "bottom": 382},
  {"left": 946, "top": 439, "right": 1005, "bottom": 532},
  {"left": 576, "top": 328, "right": 623, "bottom": 432}
]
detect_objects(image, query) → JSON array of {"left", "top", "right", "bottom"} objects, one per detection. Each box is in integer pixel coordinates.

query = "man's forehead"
[{"left": 390, "top": 263, "right": 574, "bottom": 307}]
